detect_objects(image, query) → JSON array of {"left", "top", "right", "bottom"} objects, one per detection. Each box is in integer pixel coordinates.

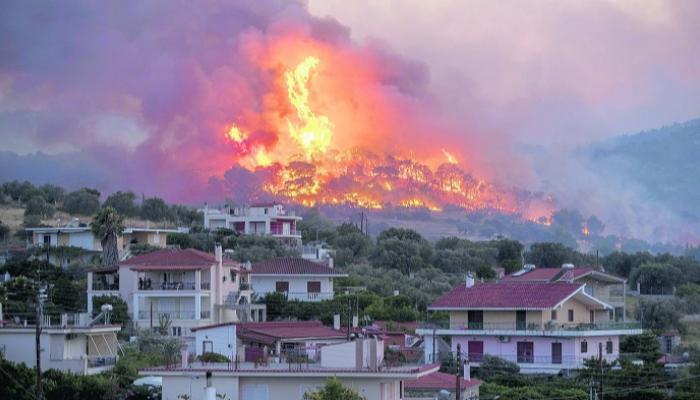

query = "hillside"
[{"left": 586, "top": 118, "right": 700, "bottom": 223}]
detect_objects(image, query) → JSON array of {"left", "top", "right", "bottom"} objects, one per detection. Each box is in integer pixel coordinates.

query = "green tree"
[
  {"left": 303, "top": 377, "right": 366, "bottom": 400},
  {"left": 638, "top": 298, "right": 685, "bottom": 334},
  {"left": 629, "top": 263, "right": 683, "bottom": 294},
  {"left": 495, "top": 239, "right": 523, "bottom": 273},
  {"left": 24, "top": 195, "right": 55, "bottom": 218},
  {"left": 63, "top": 188, "right": 101, "bottom": 215},
  {"left": 39, "top": 184, "right": 65, "bottom": 205},
  {"left": 141, "top": 197, "right": 171, "bottom": 221},
  {"left": 91, "top": 295, "right": 130, "bottom": 325},
  {"left": 0, "top": 220, "right": 9, "bottom": 241},
  {"left": 91, "top": 207, "right": 125, "bottom": 266},
  {"left": 620, "top": 333, "right": 662, "bottom": 364},
  {"left": 103, "top": 190, "right": 139, "bottom": 216},
  {"left": 167, "top": 232, "right": 197, "bottom": 249},
  {"left": 525, "top": 242, "right": 576, "bottom": 268},
  {"left": 477, "top": 355, "right": 520, "bottom": 380},
  {"left": 52, "top": 276, "right": 81, "bottom": 312}
]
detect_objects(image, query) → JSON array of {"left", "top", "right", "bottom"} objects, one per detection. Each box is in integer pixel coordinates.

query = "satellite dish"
[
  {"left": 438, "top": 389, "right": 451, "bottom": 400},
  {"left": 101, "top": 304, "right": 113, "bottom": 312}
]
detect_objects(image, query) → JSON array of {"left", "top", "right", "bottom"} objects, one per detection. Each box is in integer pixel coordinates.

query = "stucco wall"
[
  {"left": 251, "top": 275, "right": 334, "bottom": 301},
  {"left": 195, "top": 325, "right": 236, "bottom": 359}
]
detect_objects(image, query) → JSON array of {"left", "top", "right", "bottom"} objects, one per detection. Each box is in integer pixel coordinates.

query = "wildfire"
[
  {"left": 223, "top": 54, "right": 554, "bottom": 220},
  {"left": 581, "top": 224, "right": 590, "bottom": 236},
  {"left": 284, "top": 56, "right": 333, "bottom": 160}
]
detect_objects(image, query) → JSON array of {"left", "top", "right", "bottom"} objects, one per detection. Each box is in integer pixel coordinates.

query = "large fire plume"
[{"left": 223, "top": 40, "right": 553, "bottom": 222}]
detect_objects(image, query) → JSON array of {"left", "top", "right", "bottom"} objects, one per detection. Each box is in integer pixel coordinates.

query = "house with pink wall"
[{"left": 417, "top": 275, "right": 642, "bottom": 374}]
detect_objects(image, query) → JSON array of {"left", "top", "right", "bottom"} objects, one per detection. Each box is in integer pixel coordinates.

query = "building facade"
[
  {"left": 201, "top": 203, "right": 302, "bottom": 246},
  {"left": 87, "top": 246, "right": 266, "bottom": 344},
  {"left": 249, "top": 258, "right": 347, "bottom": 302},
  {"left": 418, "top": 277, "right": 642, "bottom": 374}
]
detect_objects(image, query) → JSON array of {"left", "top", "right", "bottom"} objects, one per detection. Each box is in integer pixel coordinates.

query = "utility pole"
[
  {"left": 599, "top": 342, "right": 604, "bottom": 400},
  {"left": 35, "top": 262, "right": 43, "bottom": 400},
  {"left": 455, "top": 343, "right": 462, "bottom": 400},
  {"left": 346, "top": 298, "right": 351, "bottom": 341}
]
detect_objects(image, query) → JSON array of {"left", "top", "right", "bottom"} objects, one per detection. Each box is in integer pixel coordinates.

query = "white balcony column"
[
  {"left": 133, "top": 293, "right": 140, "bottom": 322},
  {"left": 195, "top": 270, "right": 202, "bottom": 291},
  {"left": 244, "top": 221, "right": 250, "bottom": 234},
  {"left": 195, "top": 294, "right": 202, "bottom": 320},
  {"left": 265, "top": 220, "right": 271, "bottom": 235},
  {"left": 87, "top": 272, "right": 94, "bottom": 314}
]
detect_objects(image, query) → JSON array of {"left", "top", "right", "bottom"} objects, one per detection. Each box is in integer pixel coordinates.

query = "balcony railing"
[
  {"left": 87, "top": 356, "right": 117, "bottom": 368},
  {"left": 420, "top": 321, "right": 641, "bottom": 332},
  {"left": 454, "top": 353, "right": 617, "bottom": 366},
  {"left": 200, "top": 282, "right": 211, "bottom": 290},
  {"left": 240, "top": 283, "right": 252, "bottom": 291},
  {"left": 92, "top": 282, "right": 119, "bottom": 291},
  {"left": 200, "top": 310, "right": 211, "bottom": 319},
  {"left": 283, "top": 292, "right": 334, "bottom": 301},
  {"left": 138, "top": 310, "right": 196, "bottom": 320},
  {"left": 138, "top": 281, "right": 196, "bottom": 291}
]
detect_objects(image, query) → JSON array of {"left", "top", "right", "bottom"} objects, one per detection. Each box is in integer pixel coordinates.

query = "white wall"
[
  {"left": 68, "top": 231, "right": 97, "bottom": 250},
  {"left": 0, "top": 330, "right": 88, "bottom": 374},
  {"left": 195, "top": 325, "right": 236, "bottom": 359},
  {"left": 251, "top": 276, "right": 334, "bottom": 301}
]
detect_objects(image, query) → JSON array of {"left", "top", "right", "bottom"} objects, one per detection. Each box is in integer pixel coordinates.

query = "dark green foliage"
[
  {"left": 620, "top": 333, "right": 662, "bottom": 364},
  {"left": 637, "top": 298, "right": 685, "bottom": 334},
  {"left": 92, "top": 294, "right": 130, "bottom": 325},
  {"left": 630, "top": 263, "right": 684, "bottom": 294},
  {"left": 0, "top": 220, "right": 9, "bottom": 240},
  {"left": 167, "top": 232, "right": 197, "bottom": 249},
  {"left": 24, "top": 195, "right": 55, "bottom": 218},
  {"left": 297, "top": 208, "right": 337, "bottom": 243},
  {"left": 198, "top": 352, "right": 230, "bottom": 363},
  {"left": 525, "top": 242, "right": 590, "bottom": 268},
  {"left": 39, "top": 184, "right": 65, "bottom": 204},
  {"left": 103, "top": 190, "right": 139, "bottom": 216},
  {"left": 63, "top": 188, "right": 101, "bottom": 215},
  {"left": 140, "top": 197, "right": 170, "bottom": 221},
  {"left": 371, "top": 228, "right": 432, "bottom": 275},
  {"left": 495, "top": 238, "right": 523, "bottom": 272},
  {"left": 52, "top": 276, "right": 81, "bottom": 312},
  {"left": 476, "top": 355, "right": 520, "bottom": 380},
  {"left": 224, "top": 235, "right": 298, "bottom": 262},
  {"left": 432, "top": 237, "right": 498, "bottom": 278},
  {"left": 303, "top": 376, "right": 366, "bottom": 400}
]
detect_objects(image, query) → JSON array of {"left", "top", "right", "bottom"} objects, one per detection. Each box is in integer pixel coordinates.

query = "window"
[
  {"left": 568, "top": 309, "right": 574, "bottom": 322},
  {"left": 230, "top": 270, "right": 237, "bottom": 282},
  {"left": 581, "top": 341, "right": 588, "bottom": 353},
  {"left": 606, "top": 340, "right": 613, "bottom": 354},
  {"left": 551, "top": 310, "right": 557, "bottom": 320},
  {"left": 467, "top": 310, "right": 484, "bottom": 329},
  {"left": 43, "top": 235, "right": 51, "bottom": 245},
  {"left": 590, "top": 310, "right": 595, "bottom": 324},
  {"left": 171, "top": 326, "right": 182, "bottom": 337},
  {"left": 307, "top": 281, "right": 321, "bottom": 293},
  {"left": 203, "top": 340, "right": 213, "bottom": 353},
  {"left": 276, "top": 281, "right": 289, "bottom": 293}
]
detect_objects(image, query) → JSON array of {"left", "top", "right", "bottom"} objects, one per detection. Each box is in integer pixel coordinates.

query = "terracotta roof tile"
[
  {"left": 429, "top": 282, "right": 582, "bottom": 310},
  {"left": 251, "top": 258, "right": 346, "bottom": 276},
  {"left": 405, "top": 371, "right": 481, "bottom": 389}
]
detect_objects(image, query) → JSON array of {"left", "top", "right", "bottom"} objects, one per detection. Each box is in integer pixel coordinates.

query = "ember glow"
[{"left": 226, "top": 54, "right": 553, "bottom": 221}]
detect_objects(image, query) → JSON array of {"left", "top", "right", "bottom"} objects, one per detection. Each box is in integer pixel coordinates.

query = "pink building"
[{"left": 417, "top": 276, "right": 642, "bottom": 374}]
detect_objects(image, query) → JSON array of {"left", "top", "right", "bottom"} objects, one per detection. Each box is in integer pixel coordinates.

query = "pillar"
[
  {"left": 132, "top": 293, "right": 139, "bottom": 322},
  {"left": 195, "top": 294, "right": 202, "bottom": 320}
]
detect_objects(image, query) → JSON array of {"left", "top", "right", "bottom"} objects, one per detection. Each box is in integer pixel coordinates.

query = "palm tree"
[{"left": 91, "top": 206, "right": 125, "bottom": 266}]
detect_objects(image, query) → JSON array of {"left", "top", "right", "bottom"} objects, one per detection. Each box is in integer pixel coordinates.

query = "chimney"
[
  {"left": 466, "top": 272, "right": 475, "bottom": 288},
  {"left": 352, "top": 315, "right": 358, "bottom": 328},
  {"left": 524, "top": 264, "right": 536, "bottom": 271},
  {"left": 215, "top": 244, "right": 223, "bottom": 264},
  {"left": 327, "top": 257, "right": 334, "bottom": 269},
  {"left": 205, "top": 371, "right": 216, "bottom": 400},
  {"left": 333, "top": 314, "right": 341, "bottom": 330},
  {"left": 464, "top": 359, "right": 471, "bottom": 381}
]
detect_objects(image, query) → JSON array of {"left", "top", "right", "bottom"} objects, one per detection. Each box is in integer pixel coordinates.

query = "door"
[
  {"left": 516, "top": 310, "right": 527, "bottom": 330},
  {"left": 590, "top": 310, "right": 595, "bottom": 324},
  {"left": 467, "top": 341, "right": 484, "bottom": 362},
  {"left": 552, "top": 342, "right": 562, "bottom": 364},
  {"left": 283, "top": 222, "right": 291, "bottom": 236},
  {"left": 517, "top": 342, "right": 534, "bottom": 363}
]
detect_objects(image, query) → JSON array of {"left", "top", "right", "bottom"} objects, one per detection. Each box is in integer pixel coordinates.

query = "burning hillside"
[{"left": 224, "top": 52, "right": 553, "bottom": 222}]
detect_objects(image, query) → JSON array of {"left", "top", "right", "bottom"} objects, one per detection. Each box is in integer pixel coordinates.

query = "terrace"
[{"left": 417, "top": 320, "right": 642, "bottom": 337}]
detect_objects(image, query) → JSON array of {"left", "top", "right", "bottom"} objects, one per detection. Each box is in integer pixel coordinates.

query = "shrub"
[{"left": 198, "top": 352, "right": 230, "bottom": 363}]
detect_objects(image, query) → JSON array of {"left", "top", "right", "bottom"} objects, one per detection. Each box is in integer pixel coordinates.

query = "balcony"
[
  {"left": 200, "top": 282, "right": 211, "bottom": 290},
  {"left": 92, "top": 282, "right": 119, "bottom": 291},
  {"left": 417, "top": 321, "right": 642, "bottom": 337},
  {"left": 240, "top": 283, "right": 252, "bottom": 291},
  {"left": 284, "top": 292, "right": 334, "bottom": 301},
  {"left": 87, "top": 356, "right": 117, "bottom": 368},
  {"left": 200, "top": 310, "right": 211, "bottom": 319},
  {"left": 138, "top": 310, "right": 196, "bottom": 320},
  {"left": 138, "top": 281, "right": 197, "bottom": 291}
]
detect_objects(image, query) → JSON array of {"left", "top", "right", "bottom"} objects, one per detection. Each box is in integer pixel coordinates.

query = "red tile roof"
[
  {"left": 251, "top": 258, "right": 346, "bottom": 276},
  {"left": 121, "top": 248, "right": 216, "bottom": 270},
  {"left": 501, "top": 267, "right": 624, "bottom": 283},
  {"left": 192, "top": 321, "right": 345, "bottom": 344},
  {"left": 429, "top": 282, "right": 583, "bottom": 310},
  {"left": 404, "top": 371, "right": 482, "bottom": 390}
]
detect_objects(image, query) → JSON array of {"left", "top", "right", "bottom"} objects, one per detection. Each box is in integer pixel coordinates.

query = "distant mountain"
[{"left": 587, "top": 118, "right": 700, "bottom": 223}]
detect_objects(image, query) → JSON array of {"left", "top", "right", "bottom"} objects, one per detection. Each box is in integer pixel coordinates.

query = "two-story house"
[
  {"left": 418, "top": 275, "right": 642, "bottom": 374},
  {"left": 201, "top": 203, "right": 302, "bottom": 246},
  {"left": 249, "top": 258, "right": 347, "bottom": 301},
  {"left": 87, "top": 246, "right": 266, "bottom": 342},
  {"left": 501, "top": 264, "right": 628, "bottom": 320}
]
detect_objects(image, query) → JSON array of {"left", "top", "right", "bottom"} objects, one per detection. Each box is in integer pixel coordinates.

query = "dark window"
[
  {"left": 606, "top": 341, "right": 613, "bottom": 354},
  {"left": 551, "top": 310, "right": 557, "bottom": 320},
  {"left": 43, "top": 235, "right": 51, "bottom": 245},
  {"left": 230, "top": 270, "right": 237, "bottom": 282},
  {"left": 467, "top": 310, "right": 483, "bottom": 329},
  {"left": 590, "top": 310, "right": 595, "bottom": 323},
  {"left": 276, "top": 281, "right": 289, "bottom": 293},
  {"left": 307, "top": 281, "right": 321, "bottom": 293},
  {"left": 552, "top": 342, "right": 562, "bottom": 364},
  {"left": 568, "top": 309, "right": 574, "bottom": 322},
  {"left": 467, "top": 341, "right": 484, "bottom": 362},
  {"left": 517, "top": 342, "right": 534, "bottom": 363},
  {"left": 516, "top": 310, "right": 527, "bottom": 330},
  {"left": 581, "top": 341, "right": 588, "bottom": 353},
  {"left": 171, "top": 326, "right": 182, "bottom": 337}
]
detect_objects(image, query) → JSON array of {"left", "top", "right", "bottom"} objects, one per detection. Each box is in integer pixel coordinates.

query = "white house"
[
  {"left": 140, "top": 336, "right": 439, "bottom": 400},
  {"left": 249, "top": 258, "right": 347, "bottom": 301},
  {"left": 201, "top": 203, "right": 302, "bottom": 246},
  {"left": 87, "top": 246, "right": 266, "bottom": 343},
  {"left": 0, "top": 317, "right": 122, "bottom": 375}
]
